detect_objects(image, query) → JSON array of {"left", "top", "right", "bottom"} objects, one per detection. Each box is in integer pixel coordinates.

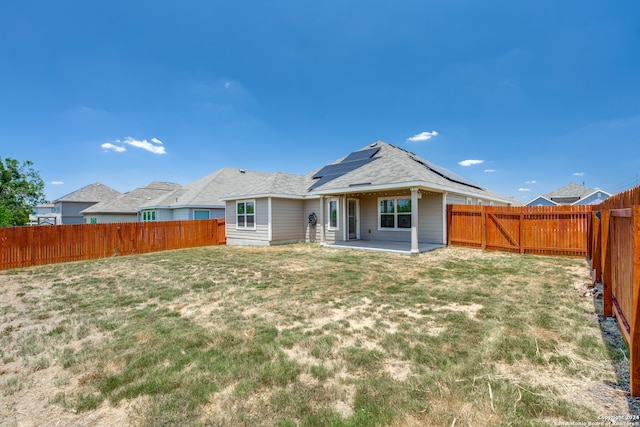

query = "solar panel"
[
  {"left": 342, "top": 147, "right": 380, "bottom": 163},
  {"left": 410, "top": 156, "right": 484, "bottom": 190},
  {"left": 309, "top": 156, "right": 379, "bottom": 190}
]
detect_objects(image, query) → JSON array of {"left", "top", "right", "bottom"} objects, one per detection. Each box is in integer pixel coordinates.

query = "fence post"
[
  {"left": 630, "top": 206, "right": 640, "bottom": 396},
  {"left": 519, "top": 211, "right": 525, "bottom": 254},
  {"left": 601, "top": 210, "right": 612, "bottom": 318},
  {"left": 481, "top": 207, "right": 486, "bottom": 250},
  {"left": 446, "top": 205, "right": 452, "bottom": 246},
  {"left": 591, "top": 212, "right": 601, "bottom": 283}
]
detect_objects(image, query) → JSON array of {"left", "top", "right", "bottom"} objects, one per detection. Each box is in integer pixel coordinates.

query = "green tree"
[{"left": 0, "top": 158, "right": 46, "bottom": 226}]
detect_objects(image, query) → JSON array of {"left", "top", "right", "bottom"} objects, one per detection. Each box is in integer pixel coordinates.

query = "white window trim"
[
  {"left": 377, "top": 197, "right": 412, "bottom": 231},
  {"left": 236, "top": 200, "right": 256, "bottom": 230},
  {"left": 327, "top": 197, "right": 339, "bottom": 231},
  {"left": 466, "top": 197, "right": 473, "bottom": 205},
  {"left": 141, "top": 210, "right": 157, "bottom": 222}
]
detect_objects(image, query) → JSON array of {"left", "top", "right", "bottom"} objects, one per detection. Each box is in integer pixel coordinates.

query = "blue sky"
[{"left": 2, "top": 1, "right": 639, "bottom": 203}]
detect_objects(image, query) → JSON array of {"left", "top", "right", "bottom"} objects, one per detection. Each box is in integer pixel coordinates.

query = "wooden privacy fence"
[
  {"left": 589, "top": 185, "right": 640, "bottom": 395},
  {"left": 0, "top": 219, "right": 226, "bottom": 270},
  {"left": 447, "top": 205, "right": 593, "bottom": 257}
]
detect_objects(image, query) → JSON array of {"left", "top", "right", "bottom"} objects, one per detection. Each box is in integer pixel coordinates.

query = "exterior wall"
[
  {"left": 83, "top": 213, "right": 137, "bottom": 224},
  {"left": 171, "top": 208, "right": 190, "bottom": 221},
  {"left": 304, "top": 198, "right": 322, "bottom": 243},
  {"left": 60, "top": 202, "right": 96, "bottom": 224},
  {"left": 225, "top": 199, "right": 270, "bottom": 245},
  {"left": 358, "top": 192, "right": 444, "bottom": 244},
  {"left": 526, "top": 197, "right": 556, "bottom": 207},
  {"left": 575, "top": 192, "right": 609, "bottom": 205},
  {"left": 271, "top": 198, "right": 306, "bottom": 243}
]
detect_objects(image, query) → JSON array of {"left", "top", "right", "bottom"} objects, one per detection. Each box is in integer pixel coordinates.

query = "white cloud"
[
  {"left": 123, "top": 136, "right": 166, "bottom": 155},
  {"left": 51, "top": 181, "right": 64, "bottom": 185},
  {"left": 484, "top": 169, "right": 496, "bottom": 173},
  {"left": 458, "top": 159, "right": 484, "bottom": 167},
  {"left": 102, "top": 137, "right": 166, "bottom": 154},
  {"left": 407, "top": 131, "right": 439, "bottom": 143},
  {"left": 518, "top": 188, "right": 531, "bottom": 192},
  {"left": 101, "top": 142, "right": 127, "bottom": 152},
  {"left": 525, "top": 180, "right": 537, "bottom": 184},
  {"left": 573, "top": 172, "right": 585, "bottom": 177}
]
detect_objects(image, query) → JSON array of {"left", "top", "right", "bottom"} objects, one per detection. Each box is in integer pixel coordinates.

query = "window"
[
  {"left": 236, "top": 200, "right": 255, "bottom": 229},
  {"left": 90, "top": 217, "right": 97, "bottom": 224},
  {"left": 194, "top": 210, "right": 210, "bottom": 220},
  {"left": 141, "top": 210, "right": 156, "bottom": 222},
  {"left": 327, "top": 198, "right": 339, "bottom": 230},
  {"left": 477, "top": 199, "right": 483, "bottom": 205},
  {"left": 466, "top": 197, "right": 473, "bottom": 205},
  {"left": 379, "top": 197, "right": 412, "bottom": 230}
]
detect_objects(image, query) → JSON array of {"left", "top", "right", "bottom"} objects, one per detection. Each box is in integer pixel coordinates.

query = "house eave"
[
  {"left": 135, "top": 204, "right": 225, "bottom": 211},
  {"left": 309, "top": 181, "right": 512, "bottom": 204},
  {"left": 219, "top": 193, "right": 319, "bottom": 201}
]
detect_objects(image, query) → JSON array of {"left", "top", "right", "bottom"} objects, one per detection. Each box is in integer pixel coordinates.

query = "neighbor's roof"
[
  {"left": 54, "top": 182, "right": 122, "bottom": 203},
  {"left": 140, "top": 168, "right": 273, "bottom": 209},
  {"left": 82, "top": 182, "right": 181, "bottom": 214},
  {"left": 543, "top": 183, "right": 598, "bottom": 200}
]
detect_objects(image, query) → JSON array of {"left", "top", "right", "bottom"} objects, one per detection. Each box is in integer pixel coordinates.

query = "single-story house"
[
  {"left": 81, "top": 182, "right": 181, "bottom": 223},
  {"left": 526, "top": 183, "right": 611, "bottom": 206},
  {"left": 43, "top": 183, "right": 122, "bottom": 225},
  {"left": 220, "top": 141, "right": 514, "bottom": 253},
  {"left": 136, "top": 168, "right": 272, "bottom": 221}
]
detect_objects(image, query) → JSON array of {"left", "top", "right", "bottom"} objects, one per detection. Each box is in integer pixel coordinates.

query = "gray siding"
[
  {"left": 61, "top": 202, "right": 96, "bottom": 224},
  {"left": 358, "top": 193, "right": 444, "bottom": 244},
  {"left": 225, "top": 199, "right": 270, "bottom": 245},
  {"left": 84, "top": 213, "right": 137, "bottom": 223},
  {"left": 304, "top": 199, "right": 322, "bottom": 243},
  {"left": 271, "top": 198, "right": 306, "bottom": 243}
]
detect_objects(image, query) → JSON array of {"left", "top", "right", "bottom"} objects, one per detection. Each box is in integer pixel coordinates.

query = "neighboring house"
[
  {"left": 43, "top": 183, "right": 122, "bottom": 225},
  {"left": 221, "top": 141, "right": 514, "bottom": 253},
  {"left": 29, "top": 203, "right": 55, "bottom": 225},
  {"left": 81, "top": 182, "right": 181, "bottom": 223},
  {"left": 526, "top": 183, "right": 611, "bottom": 207},
  {"left": 137, "top": 168, "right": 272, "bottom": 222}
]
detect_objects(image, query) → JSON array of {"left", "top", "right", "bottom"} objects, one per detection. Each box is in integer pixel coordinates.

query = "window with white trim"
[
  {"left": 379, "top": 197, "right": 412, "bottom": 230},
  {"left": 141, "top": 210, "right": 156, "bottom": 222},
  {"left": 194, "top": 210, "right": 210, "bottom": 220},
  {"left": 327, "top": 198, "right": 339, "bottom": 230},
  {"left": 466, "top": 197, "right": 473, "bottom": 205},
  {"left": 236, "top": 200, "right": 255, "bottom": 229}
]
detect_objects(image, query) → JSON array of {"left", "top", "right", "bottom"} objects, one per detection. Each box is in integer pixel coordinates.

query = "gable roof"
[
  {"left": 308, "top": 141, "right": 510, "bottom": 202},
  {"left": 542, "top": 182, "right": 611, "bottom": 205},
  {"left": 219, "top": 141, "right": 512, "bottom": 203},
  {"left": 81, "top": 182, "right": 181, "bottom": 214},
  {"left": 54, "top": 182, "right": 122, "bottom": 203},
  {"left": 140, "top": 168, "right": 273, "bottom": 209}
]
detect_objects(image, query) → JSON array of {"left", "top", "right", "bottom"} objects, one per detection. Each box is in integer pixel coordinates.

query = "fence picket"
[{"left": 0, "top": 219, "right": 226, "bottom": 270}]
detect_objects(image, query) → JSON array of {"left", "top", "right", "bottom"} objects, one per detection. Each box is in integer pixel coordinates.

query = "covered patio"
[{"left": 321, "top": 240, "right": 444, "bottom": 255}]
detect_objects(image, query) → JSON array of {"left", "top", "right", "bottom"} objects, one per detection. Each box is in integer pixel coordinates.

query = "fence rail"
[
  {"left": 447, "top": 205, "right": 593, "bottom": 257},
  {"left": 0, "top": 219, "right": 226, "bottom": 270},
  {"left": 589, "top": 185, "right": 640, "bottom": 396}
]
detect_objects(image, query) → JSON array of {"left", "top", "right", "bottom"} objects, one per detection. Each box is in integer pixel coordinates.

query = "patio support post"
[
  {"left": 319, "top": 196, "right": 326, "bottom": 246},
  {"left": 411, "top": 187, "right": 419, "bottom": 254}
]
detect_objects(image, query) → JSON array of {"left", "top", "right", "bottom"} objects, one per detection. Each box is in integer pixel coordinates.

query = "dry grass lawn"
[{"left": 0, "top": 244, "right": 637, "bottom": 426}]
